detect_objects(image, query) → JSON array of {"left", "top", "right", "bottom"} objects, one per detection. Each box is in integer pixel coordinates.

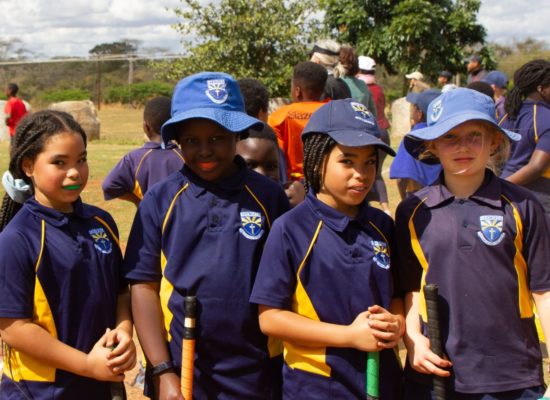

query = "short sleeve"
[
  {"left": 250, "top": 220, "right": 297, "bottom": 310},
  {"left": 534, "top": 111, "right": 550, "bottom": 155},
  {"left": 122, "top": 191, "right": 163, "bottom": 282},
  {"left": 102, "top": 154, "right": 136, "bottom": 200},
  {"left": 0, "top": 230, "right": 36, "bottom": 318},
  {"left": 394, "top": 201, "right": 424, "bottom": 293},
  {"left": 521, "top": 196, "right": 550, "bottom": 292}
]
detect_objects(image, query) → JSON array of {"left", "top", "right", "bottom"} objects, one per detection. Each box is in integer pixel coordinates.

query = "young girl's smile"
[
  {"left": 22, "top": 131, "right": 88, "bottom": 213},
  {"left": 317, "top": 144, "right": 377, "bottom": 217}
]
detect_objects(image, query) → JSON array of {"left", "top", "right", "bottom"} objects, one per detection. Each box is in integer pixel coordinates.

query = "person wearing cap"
[
  {"left": 500, "top": 59, "right": 550, "bottom": 215},
  {"left": 251, "top": 99, "right": 403, "bottom": 399},
  {"left": 482, "top": 70, "right": 508, "bottom": 120},
  {"left": 395, "top": 88, "right": 550, "bottom": 399},
  {"left": 406, "top": 71, "right": 430, "bottom": 93},
  {"left": 437, "top": 71, "right": 457, "bottom": 93},
  {"left": 123, "top": 72, "right": 290, "bottom": 399},
  {"left": 310, "top": 39, "right": 352, "bottom": 100},
  {"left": 466, "top": 54, "right": 488, "bottom": 84},
  {"left": 389, "top": 89, "right": 442, "bottom": 199}
]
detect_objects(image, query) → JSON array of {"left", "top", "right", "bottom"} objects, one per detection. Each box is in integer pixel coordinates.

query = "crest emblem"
[
  {"left": 430, "top": 99, "right": 443, "bottom": 122},
  {"left": 205, "top": 79, "right": 229, "bottom": 104},
  {"left": 371, "top": 240, "right": 390, "bottom": 269},
  {"left": 477, "top": 215, "right": 505, "bottom": 246},
  {"left": 239, "top": 210, "right": 264, "bottom": 240},
  {"left": 351, "top": 102, "right": 375, "bottom": 125},
  {"left": 89, "top": 227, "right": 112, "bottom": 254}
]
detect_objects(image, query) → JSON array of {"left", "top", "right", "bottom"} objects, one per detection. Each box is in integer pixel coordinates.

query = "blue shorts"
[{"left": 403, "top": 380, "right": 546, "bottom": 400}]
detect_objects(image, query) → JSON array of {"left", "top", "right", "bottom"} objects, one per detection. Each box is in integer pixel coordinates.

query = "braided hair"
[
  {"left": 505, "top": 59, "right": 550, "bottom": 120},
  {"left": 0, "top": 110, "right": 87, "bottom": 232},
  {"left": 302, "top": 133, "right": 336, "bottom": 194}
]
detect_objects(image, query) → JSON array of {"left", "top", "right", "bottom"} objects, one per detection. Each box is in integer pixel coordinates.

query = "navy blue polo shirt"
[
  {"left": 395, "top": 170, "right": 550, "bottom": 393},
  {"left": 0, "top": 197, "right": 124, "bottom": 399},
  {"left": 250, "top": 193, "right": 402, "bottom": 399},
  {"left": 501, "top": 100, "right": 550, "bottom": 194},
  {"left": 102, "top": 141, "right": 184, "bottom": 200},
  {"left": 123, "top": 156, "right": 290, "bottom": 399}
]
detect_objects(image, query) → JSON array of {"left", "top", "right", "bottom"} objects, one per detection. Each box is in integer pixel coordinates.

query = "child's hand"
[
  {"left": 406, "top": 332, "right": 452, "bottom": 377},
  {"left": 155, "top": 371, "right": 185, "bottom": 400},
  {"left": 367, "top": 304, "right": 405, "bottom": 348},
  {"left": 84, "top": 330, "right": 125, "bottom": 382},
  {"left": 105, "top": 328, "right": 137, "bottom": 373},
  {"left": 346, "top": 311, "right": 379, "bottom": 351}
]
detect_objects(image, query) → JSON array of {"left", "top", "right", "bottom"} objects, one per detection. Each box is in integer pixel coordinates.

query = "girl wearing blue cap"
[
  {"left": 251, "top": 99, "right": 404, "bottom": 399},
  {"left": 0, "top": 111, "right": 136, "bottom": 399},
  {"left": 396, "top": 88, "right": 550, "bottom": 399}
]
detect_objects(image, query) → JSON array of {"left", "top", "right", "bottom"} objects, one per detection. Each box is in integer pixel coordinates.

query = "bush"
[
  {"left": 38, "top": 89, "right": 91, "bottom": 103},
  {"left": 104, "top": 81, "right": 173, "bottom": 106}
]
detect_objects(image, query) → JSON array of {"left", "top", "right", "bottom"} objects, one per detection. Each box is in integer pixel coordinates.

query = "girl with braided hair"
[
  {"left": 500, "top": 59, "right": 550, "bottom": 213},
  {"left": 0, "top": 110, "right": 136, "bottom": 399},
  {"left": 251, "top": 99, "right": 403, "bottom": 399}
]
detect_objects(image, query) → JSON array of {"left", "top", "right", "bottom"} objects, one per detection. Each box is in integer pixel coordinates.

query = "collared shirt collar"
[
  {"left": 184, "top": 155, "right": 248, "bottom": 198},
  {"left": 25, "top": 197, "right": 91, "bottom": 227},
  {"left": 424, "top": 169, "right": 502, "bottom": 208},
  {"left": 143, "top": 141, "right": 178, "bottom": 150},
  {"left": 305, "top": 192, "right": 370, "bottom": 232}
]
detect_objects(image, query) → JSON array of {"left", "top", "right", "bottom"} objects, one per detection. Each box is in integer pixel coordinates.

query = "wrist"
[{"left": 150, "top": 360, "right": 175, "bottom": 377}]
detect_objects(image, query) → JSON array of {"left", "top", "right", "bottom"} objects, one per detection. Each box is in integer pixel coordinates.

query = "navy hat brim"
[
  {"left": 308, "top": 129, "right": 396, "bottom": 156},
  {"left": 161, "top": 108, "right": 264, "bottom": 143}
]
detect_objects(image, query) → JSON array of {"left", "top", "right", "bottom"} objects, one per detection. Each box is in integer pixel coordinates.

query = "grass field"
[{"left": 0, "top": 106, "right": 547, "bottom": 396}]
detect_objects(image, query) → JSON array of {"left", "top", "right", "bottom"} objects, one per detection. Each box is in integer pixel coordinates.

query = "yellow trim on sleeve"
[
  {"left": 162, "top": 183, "right": 189, "bottom": 233},
  {"left": 159, "top": 251, "right": 174, "bottom": 342},
  {"left": 533, "top": 104, "right": 538, "bottom": 143},
  {"left": 408, "top": 198, "right": 430, "bottom": 322}
]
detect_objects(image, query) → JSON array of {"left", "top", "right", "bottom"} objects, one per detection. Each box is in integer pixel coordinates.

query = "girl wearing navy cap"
[
  {"left": 251, "top": 99, "right": 404, "bottom": 399},
  {"left": 396, "top": 88, "right": 550, "bottom": 399},
  {"left": 0, "top": 111, "right": 136, "bottom": 399}
]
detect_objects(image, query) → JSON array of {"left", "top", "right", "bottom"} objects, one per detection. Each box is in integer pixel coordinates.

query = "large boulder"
[
  {"left": 0, "top": 100, "right": 32, "bottom": 141},
  {"left": 48, "top": 100, "right": 100, "bottom": 140},
  {"left": 390, "top": 97, "right": 412, "bottom": 140}
]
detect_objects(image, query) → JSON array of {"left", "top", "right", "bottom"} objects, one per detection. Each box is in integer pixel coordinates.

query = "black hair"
[
  {"left": 6, "top": 83, "right": 19, "bottom": 96},
  {"left": 505, "top": 59, "right": 550, "bottom": 120},
  {"left": 293, "top": 62, "right": 328, "bottom": 100},
  {"left": 237, "top": 78, "right": 269, "bottom": 118},
  {"left": 467, "top": 81, "right": 495, "bottom": 100},
  {"left": 302, "top": 133, "right": 336, "bottom": 194},
  {"left": 0, "top": 110, "right": 87, "bottom": 232},
  {"left": 143, "top": 96, "right": 171, "bottom": 135},
  {"left": 246, "top": 124, "right": 277, "bottom": 143}
]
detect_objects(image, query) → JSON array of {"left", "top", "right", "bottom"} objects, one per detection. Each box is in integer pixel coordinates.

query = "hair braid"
[
  {"left": 0, "top": 110, "right": 87, "bottom": 231},
  {"left": 303, "top": 134, "right": 336, "bottom": 194},
  {"left": 505, "top": 59, "right": 550, "bottom": 120}
]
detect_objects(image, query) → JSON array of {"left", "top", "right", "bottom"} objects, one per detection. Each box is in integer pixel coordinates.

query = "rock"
[
  {"left": 48, "top": 100, "right": 100, "bottom": 140},
  {"left": 390, "top": 97, "right": 412, "bottom": 140}
]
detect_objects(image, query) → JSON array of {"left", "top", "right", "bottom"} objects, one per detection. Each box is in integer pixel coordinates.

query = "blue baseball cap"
[
  {"left": 161, "top": 72, "right": 263, "bottom": 143},
  {"left": 404, "top": 88, "right": 520, "bottom": 162},
  {"left": 481, "top": 70, "right": 508, "bottom": 89},
  {"left": 406, "top": 89, "right": 442, "bottom": 115},
  {"left": 301, "top": 99, "right": 395, "bottom": 156}
]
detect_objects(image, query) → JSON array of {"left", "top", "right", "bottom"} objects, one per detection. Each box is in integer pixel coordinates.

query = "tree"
[
  {"left": 88, "top": 39, "right": 140, "bottom": 56},
  {"left": 321, "top": 0, "right": 488, "bottom": 85},
  {"left": 156, "top": 0, "right": 321, "bottom": 97}
]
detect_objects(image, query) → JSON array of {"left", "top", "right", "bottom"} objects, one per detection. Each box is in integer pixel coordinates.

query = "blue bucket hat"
[
  {"left": 161, "top": 72, "right": 263, "bottom": 143},
  {"left": 302, "top": 99, "right": 395, "bottom": 156},
  {"left": 404, "top": 88, "right": 520, "bottom": 162}
]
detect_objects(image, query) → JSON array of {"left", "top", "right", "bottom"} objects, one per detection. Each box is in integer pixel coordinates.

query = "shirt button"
[
  {"left": 212, "top": 215, "right": 220, "bottom": 224},
  {"left": 458, "top": 199, "right": 465, "bottom": 204},
  {"left": 210, "top": 199, "right": 218, "bottom": 206},
  {"left": 463, "top": 221, "right": 468, "bottom": 228}
]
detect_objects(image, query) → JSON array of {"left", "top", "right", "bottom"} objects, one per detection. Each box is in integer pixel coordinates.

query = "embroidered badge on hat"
[
  {"left": 477, "top": 215, "right": 505, "bottom": 246},
  {"left": 430, "top": 98, "right": 444, "bottom": 123},
  {"left": 239, "top": 210, "right": 264, "bottom": 240},
  {"left": 205, "top": 79, "right": 228, "bottom": 104},
  {"left": 351, "top": 102, "right": 376, "bottom": 125},
  {"left": 371, "top": 240, "right": 390, "bottom": 269},
  {"left": 89, "top": 227, "right": 113, "bottom": 254}
]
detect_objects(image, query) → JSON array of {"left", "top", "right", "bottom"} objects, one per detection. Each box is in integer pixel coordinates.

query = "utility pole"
[{"left": 94, "top": 56, "right": 102, "bottom": 110}]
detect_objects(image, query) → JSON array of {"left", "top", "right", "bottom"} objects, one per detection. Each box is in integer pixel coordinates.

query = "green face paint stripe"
[{"left": 63, "top": 185, "right": 81, "bottom": 190}]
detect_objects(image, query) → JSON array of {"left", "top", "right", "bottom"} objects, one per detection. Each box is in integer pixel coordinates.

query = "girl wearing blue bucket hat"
[{"left": 396, "top": 88, "right": 550, "bottom": 399}]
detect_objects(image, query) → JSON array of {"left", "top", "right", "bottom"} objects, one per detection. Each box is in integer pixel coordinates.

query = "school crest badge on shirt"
[
  {"left": 89, "top": 227, "right": 113, "bottom": 254},
  {"left": 205, "top": 79, "right": 228, "bottom": 104},
  {"left": 477, "top": 215, "right": 505, "bottom": 246},
  {"left": 239, "top": 210, "right": 264, "bottom": 240},
  {"left": 371, "top": 240, "right": 390, "bottom": 269}
]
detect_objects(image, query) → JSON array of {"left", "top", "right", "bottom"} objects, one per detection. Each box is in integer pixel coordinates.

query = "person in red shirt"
[{"left": 4, "top": 83, "right": 28, "bottom": 144}]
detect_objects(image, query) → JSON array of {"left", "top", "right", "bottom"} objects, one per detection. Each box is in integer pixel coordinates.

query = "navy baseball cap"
[
  {"left": 481, "top": 70, "right": 508, "bottom": 89},
  {"left": 302, "top": 99, "right": 395, "bottom": 156},
  {"left": 161, "top": 72, "right": 263, "bottom": 143},
  {"left": 438, "top": 71, "right": 452, "bottom": 80},
  {"left": 406, "top": 89, "right": 442, "bottom": 115},
  {"left": 404, "top": 88, "right": 520, "bottom": 162}
]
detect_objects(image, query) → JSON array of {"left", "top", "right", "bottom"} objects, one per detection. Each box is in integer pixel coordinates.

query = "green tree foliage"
[
  {"left": 156, "top": 0, "right": 321, "bottom": 97},
  {"left": 89, "top": 40, "right": 140, "bottom": 56},
  {"left": 104, "top": 81, "right": 172, "bottom": 106},
  {"left": 321, "top": 0, "right": 487, "bottom": 82},
  {"left": 38, "top": 89, "right": 91, "bottom": 104}
]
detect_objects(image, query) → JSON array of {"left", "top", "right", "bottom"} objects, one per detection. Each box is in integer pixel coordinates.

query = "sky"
[{"left": 0, "top": 0, "right": 548, "bottom": 60}]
